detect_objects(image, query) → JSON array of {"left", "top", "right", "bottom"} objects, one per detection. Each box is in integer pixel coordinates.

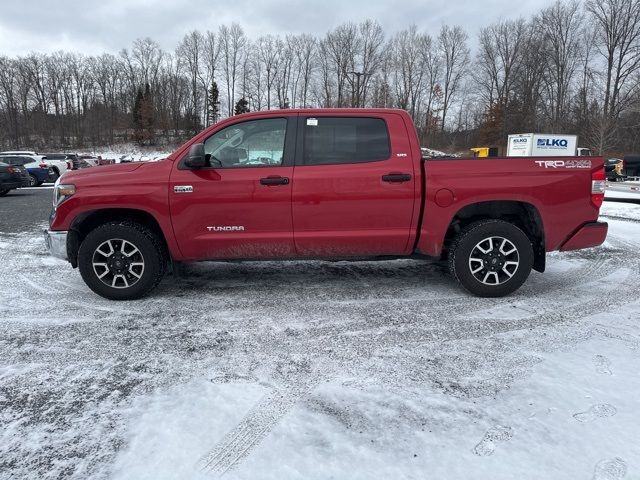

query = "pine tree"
[
  {"left": 132, "top": 88, "right": 143, "bottom": 144},
  {"left": 207, "top": 81, "right": 220, "bottom": 126},
  {"left": 140, "top": 83, "right": 155, "bottom": 144},
  {"left": 234, "top": 97, "right": 249, "bottom": 116}
]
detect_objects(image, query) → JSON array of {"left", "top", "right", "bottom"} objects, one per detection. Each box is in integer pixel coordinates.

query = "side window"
[
  {"left": 303, "top": 117, "right": 390, "bottom": 165},
  {"left": 203, "top": 118, "right": 287, "bottom": 168}
]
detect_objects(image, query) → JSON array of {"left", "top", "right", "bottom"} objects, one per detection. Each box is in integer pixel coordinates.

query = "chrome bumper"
[{"left": 44, "top": 230, "right": 68, "bottom": 260}]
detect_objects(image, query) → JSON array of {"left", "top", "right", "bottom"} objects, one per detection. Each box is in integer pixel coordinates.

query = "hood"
[{"left": 62, "top": 162, "right": 146, "bottom": 183}]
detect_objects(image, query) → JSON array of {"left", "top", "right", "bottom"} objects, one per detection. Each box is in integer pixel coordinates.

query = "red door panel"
[
  {"left": 169, "top": 167, "right": 295, "bottom": 260},
  {"left": 169, "top": 116, "right": 296, "bottom": 260},
  {"left": 292, "top": 114, "right": 416, "bottom": 257}
]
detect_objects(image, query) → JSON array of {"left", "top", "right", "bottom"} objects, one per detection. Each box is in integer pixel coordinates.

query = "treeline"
[{"left": 1, "top": 0, "right": 640, "bottom": 155}]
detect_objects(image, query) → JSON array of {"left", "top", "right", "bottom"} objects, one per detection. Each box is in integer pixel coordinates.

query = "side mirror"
[{"left": 184, "top": 143, "right": 207, "bottom": 169}]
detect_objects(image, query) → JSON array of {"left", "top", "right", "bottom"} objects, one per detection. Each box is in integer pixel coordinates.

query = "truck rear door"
[{"left": 292, "top": 113, "right": 416, "bottom": 256}]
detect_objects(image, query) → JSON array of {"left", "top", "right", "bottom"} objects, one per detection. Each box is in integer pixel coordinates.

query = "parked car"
[
  {"left": 0, "top": 155, "right": 52, "bottom": 186},
  {"left": 45, "top": 109, "right": 608, "bottom": 300},
  {"left": 39, "top": 153, "right": 78, "bottom": 176},
  {"left": 0, "top": 161, "right": 29, "bottom": 196},
  {"left": 0, "top": 150, "right": 69, "bottom": 180},
  {"left": 604, "top": 158, "right": 626, "bottom": 182},
  {"left": 78, "top": 155, "right": 99, "bottom": 167},
  {"left": 622, "top": 154, "right": 640, "bottom": 177}
]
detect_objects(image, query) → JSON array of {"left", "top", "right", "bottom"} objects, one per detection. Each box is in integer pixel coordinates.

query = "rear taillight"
[
  {"left": 7, "top": 166, "right": 16, "bottom": 174},
  {"left": 39, "top": 163, "right": 48, "bottom": 169},
  {"left": 591, "top": 167, "right": 606, "bottom": 208}
]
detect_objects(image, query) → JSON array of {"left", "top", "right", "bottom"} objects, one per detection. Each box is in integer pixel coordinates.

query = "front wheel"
[
  {"left": 448, "top": 220, "right": 533, "bottom": 297},
  {"left": 28, "top": 174, "right": 38, "bottom": 187},
  {"left": 78, "top": 221, "right": 166, "bottom": 300}
]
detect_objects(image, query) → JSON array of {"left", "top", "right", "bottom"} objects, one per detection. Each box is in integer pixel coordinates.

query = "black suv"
[{"left": 0, "top": 161, "right": 29, "bottom": 196}]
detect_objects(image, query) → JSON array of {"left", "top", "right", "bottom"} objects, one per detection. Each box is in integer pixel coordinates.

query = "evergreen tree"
[
  {"left": 132, "top": 88, "right": 143, "bottom": 144},
  {"left": 234, "top": 97, "right": 249, "bottom": 116},
  {"left": 207, "top": 81, "right": 220, "bottom": 126},
  {"left": 140, "top": 83, "right": 155, "bottom": 144}
]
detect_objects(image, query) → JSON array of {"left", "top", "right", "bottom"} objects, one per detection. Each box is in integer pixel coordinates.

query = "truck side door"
[
  {"left": 292, "top": 114, "right": 416, "bottom": 257},
  {"left": 169, "top": 116, "right": 297, "bottom": 260}
]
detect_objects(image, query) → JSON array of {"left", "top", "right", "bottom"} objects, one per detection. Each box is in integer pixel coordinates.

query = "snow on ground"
[
  {"left": 82, "top": 144, "right": 173, "bottom": 163},
  {"left": 1, "top": 205, "right": 640, "bottom": 479},
  {"left": 421, "top": 147, "right": 459, "bottom": 158},
  {"left": 601, "top": 200, "right": 640, "bottom": 222}
]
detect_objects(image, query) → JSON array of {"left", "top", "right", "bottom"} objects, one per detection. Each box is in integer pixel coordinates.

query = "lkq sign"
[{"left": 537, "top": 138, "right": 569, "bottom": 149}]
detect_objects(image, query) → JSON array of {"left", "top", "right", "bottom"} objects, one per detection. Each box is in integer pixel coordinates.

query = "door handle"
[
  {"left": 382, "top": 173, "right": 412, "bottom": 183},
  {"left": 260, "top": 176, "right": 290, "bottom": 186}
]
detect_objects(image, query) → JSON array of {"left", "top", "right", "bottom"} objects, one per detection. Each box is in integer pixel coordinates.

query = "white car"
[
  {"left": 0, "top": 151, "right": 69, "bottom": 180},
  {"left": 0, "top": 154, "right": 54, "bottom": 186}
]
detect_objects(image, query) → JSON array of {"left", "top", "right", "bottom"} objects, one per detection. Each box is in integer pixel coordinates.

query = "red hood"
[{"left": 62, "top": 162, "right": 146, "bottom": 184}]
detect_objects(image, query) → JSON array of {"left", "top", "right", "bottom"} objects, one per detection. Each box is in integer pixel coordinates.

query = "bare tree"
[
  {"left": 586, "top": 0, "right": 640, "bottom": 118},
  {"left": 203, "top": 31, "right": 221, "bottom": 125},
  {"left": 538, "top": 0, "right": 583, "bottom": 131},
  {"left": 256, "top": 35, "right": 282, "bottom": 109},
  {"left": 177, "top": 30, "right": 204, "bottom": 127},
  {"left": 476, "top": 18, "right": 527, "bottom": 142},
  {"left": 219, "top": 23, "right": 247, "bottom": 116},
  {"left": 438, "top": 25, "right": 470, "bottom": 130}
]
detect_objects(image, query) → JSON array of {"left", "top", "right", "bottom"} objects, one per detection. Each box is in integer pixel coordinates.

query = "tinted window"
[
  {"left": 203, "top": 118, "right": 287, "bottom": 168},
  {"left": 303, "top": 117, "right": 390, "bottom": 165},
  {"left": 0, "top": 156, "right": 21, "bottom": 165}
]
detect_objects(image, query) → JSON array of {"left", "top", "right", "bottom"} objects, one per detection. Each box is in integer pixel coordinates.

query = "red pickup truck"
[{"left": 45, "top": 109, "right": 608, "bottom": 300}]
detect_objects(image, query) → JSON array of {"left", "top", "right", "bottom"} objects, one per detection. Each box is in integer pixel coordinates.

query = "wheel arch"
[
  {"left": 68, "top": 208, "right": 170, "bottom": 268},
  {"left": 442, "top": 200, "right": 546, "bottom": 272}
]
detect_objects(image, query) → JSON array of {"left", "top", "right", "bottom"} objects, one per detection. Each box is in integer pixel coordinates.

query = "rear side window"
[
  {"left": 303, "top": 117, "right": 390, "bottom": 165},
  {"left": 1, "top": 156, "right": 20, "bottom": 165}
]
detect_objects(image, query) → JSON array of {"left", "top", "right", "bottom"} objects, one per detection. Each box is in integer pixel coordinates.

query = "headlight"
[{"left": 53, "top": 179, "right": 76, "bottom": 209}]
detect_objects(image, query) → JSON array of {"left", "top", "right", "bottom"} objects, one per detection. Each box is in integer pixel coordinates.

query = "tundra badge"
[
  {"left": 207, "top": 226, "right": 245, "bottom": 232},
  {"left": 174, "top": 185, "right": 193, "bottom": 193}
]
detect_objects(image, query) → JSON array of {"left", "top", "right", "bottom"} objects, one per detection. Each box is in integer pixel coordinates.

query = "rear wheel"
[
  {"left": 78, "top": 221, "right": 166, "bottom": 300},
  {"left": 448, "top": 219, "right": 533, "bottom": 297},
  {"left": 28, "top": 174, "right": 37, "bottom": 187}
]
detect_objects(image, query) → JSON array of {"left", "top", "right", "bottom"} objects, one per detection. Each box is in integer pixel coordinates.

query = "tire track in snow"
[
  {"left": 200, "top": 380, "right": 316, "bottom": 475},
  {"left": 198, "top": 270, "right": 639, "bottom": 478},
  {"left": 600, "top": 214, "right": 640, "bottom": 224}
]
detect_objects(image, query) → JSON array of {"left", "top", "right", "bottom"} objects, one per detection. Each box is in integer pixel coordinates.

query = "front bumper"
[
  {"left": 44, "top": 230, "right": 68, "bottom": 260},
  {"left": 560, "top": 222, "right": 608, "bottom": 251}
]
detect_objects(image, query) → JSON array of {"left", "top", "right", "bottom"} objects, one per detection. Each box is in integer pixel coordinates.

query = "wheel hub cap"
[
  {"left": 92, "top": 239, "right": 145, "bottom": 289},
  {"left": 468, "top": 236, "right": 520, "bottom": 286}
]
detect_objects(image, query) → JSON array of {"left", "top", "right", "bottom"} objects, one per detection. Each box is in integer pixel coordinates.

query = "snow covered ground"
[
  {"left": 82, "top": 144, "right": 173, "bottom": 163},
  {"left": 1, "top": 202, "right": 640, "bottom": 480}
]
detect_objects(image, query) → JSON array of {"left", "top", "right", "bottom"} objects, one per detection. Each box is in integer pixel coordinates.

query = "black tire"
[
  {"left": 28, "top": 174, "right": 37, "bottom": 187},
  {"left": 0, "top": 189, "right": 10, "bottom": 197},
  {"left": 78, "top": 221, "right": 167, "bottom": 300},
  {"left": 448, "top": 219, "right": 533, "bottom": 297},
  {"left": 50, "top": 168, "right": 60, "bottom": 181},
  {"left": 36, "top": 181, "right": 44, "bottom": 186}
]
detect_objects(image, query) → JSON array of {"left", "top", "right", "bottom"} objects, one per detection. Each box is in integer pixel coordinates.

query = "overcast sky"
[{"left": 0, "top": 0, "right": 554, "bottom": 56}]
